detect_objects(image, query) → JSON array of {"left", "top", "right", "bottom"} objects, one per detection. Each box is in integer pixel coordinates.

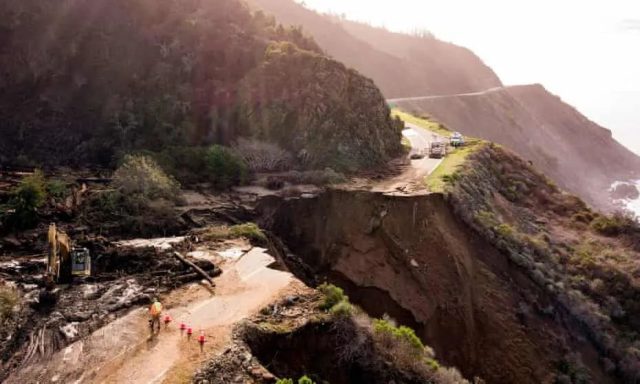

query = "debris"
[
  {"left": 172, "top": 252, "right": 215, "bottom": 286},
  {"left": 60, "top": 323, "right": 80, "bottom": 340}
]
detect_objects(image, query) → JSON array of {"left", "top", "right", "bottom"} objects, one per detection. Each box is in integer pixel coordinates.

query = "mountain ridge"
[{"left": 248, "top": 0, "right": 503, "bottom": 98}]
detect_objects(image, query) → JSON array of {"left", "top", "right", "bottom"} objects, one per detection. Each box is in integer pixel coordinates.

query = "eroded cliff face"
[{"left": 258, "top": 190, "right": 615, "bottom": 384}]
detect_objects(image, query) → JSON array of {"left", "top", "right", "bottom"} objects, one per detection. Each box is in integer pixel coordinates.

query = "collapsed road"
[{"left": 4, "top": 242, "right": 293, "bottom": 384}]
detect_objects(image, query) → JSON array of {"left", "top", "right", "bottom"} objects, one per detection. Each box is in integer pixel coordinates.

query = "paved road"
[
  {"left": 387, "top": 86, "right": 503, "bottom": 103},
  {"left": 373, "top": 122, "right": 444, "bottom": 194}
]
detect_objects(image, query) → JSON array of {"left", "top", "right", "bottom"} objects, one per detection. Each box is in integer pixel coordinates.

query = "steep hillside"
[
  {"left": 238, "top": 41, "right": 402, "bottom": 170},
  {"left": 246, "top": 0, "right": 640, "bottom": 211},
  {"left": 260, "top": 144, "right": 640, "bottom": 383},
  {"left": 395, "top": 85, "right": 640, "bottom": 211},
  {"left": 0, "top": 0, "right": 401, "bottom": 170},
  {"left": 248, "top": 0, "right": 502, "bottom": 98}
]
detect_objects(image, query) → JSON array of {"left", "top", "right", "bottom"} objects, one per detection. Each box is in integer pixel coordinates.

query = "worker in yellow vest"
[{"left": 149, "top": 298, "right": 163, "bottom": 335}]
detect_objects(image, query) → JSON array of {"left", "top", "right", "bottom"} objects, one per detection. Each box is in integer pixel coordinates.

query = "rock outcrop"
[{"left": 238, "top": 42, "right": 403, "bottom": 171}]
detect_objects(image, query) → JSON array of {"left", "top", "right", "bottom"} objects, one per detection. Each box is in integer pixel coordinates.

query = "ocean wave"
[{"left": 611, "top": 180, "right": 640, "bottom": 218}]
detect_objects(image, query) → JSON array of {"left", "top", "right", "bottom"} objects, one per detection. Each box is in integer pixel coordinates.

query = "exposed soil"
[
  {"left": 195, "top": 290, "right": 435, "bottom": 384},
  {"left": 258, "top": 189, "right": 616, "bottom": 384}
]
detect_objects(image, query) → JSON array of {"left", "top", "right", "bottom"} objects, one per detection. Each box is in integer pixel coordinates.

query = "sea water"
[{"left": 611, "top": 180, "right": 640, "bottom": 218}]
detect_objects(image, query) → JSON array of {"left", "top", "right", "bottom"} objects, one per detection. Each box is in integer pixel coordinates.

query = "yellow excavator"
[{"left": 46, "top": 224, "right": 91, "bottom": 283}]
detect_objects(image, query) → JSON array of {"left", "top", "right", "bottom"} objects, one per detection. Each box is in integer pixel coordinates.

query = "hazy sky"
[{"left": 299, "top": 0, "right": 640, "bottom": 155}]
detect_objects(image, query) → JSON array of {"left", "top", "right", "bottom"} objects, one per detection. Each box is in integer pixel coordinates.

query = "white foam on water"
[{"left": 610, "top": 180, "right": 640, "bottom": 218}]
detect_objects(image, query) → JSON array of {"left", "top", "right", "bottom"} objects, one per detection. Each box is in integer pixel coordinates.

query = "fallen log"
[{"left": 172, "top": 252, "right": 215, "bottom": 286}]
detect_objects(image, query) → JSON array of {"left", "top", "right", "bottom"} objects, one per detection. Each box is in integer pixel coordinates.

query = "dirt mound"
[{"left": 258, "top": 190, "right": 616, "bottom": 383}]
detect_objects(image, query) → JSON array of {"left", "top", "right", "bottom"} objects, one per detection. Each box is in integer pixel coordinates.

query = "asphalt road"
[
  {"left": 372, "top": 122, "right": 444, "bottom": 194},
  {"left": 387, "top": 86, "right": 503, "bottom": 103}
]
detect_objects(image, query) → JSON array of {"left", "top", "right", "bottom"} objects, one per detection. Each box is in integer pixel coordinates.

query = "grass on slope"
[
  {"left": 391, "top": 108, "right": 486, "bottom": 193},
  {"left": 425, "top": 138, "right": 485, "bottom": 193},
  {"left": 391, "top": 109, "right": 451, "bottom": 136}
]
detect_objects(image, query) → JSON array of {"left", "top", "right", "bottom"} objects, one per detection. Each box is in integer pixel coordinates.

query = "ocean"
[{"left": 611, "top": 180, "right": 640, "bottom": 218}]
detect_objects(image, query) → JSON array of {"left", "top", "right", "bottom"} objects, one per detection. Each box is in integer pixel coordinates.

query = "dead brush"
[{"left": 233, "top": 138, "right": 293, "bottom": 172}]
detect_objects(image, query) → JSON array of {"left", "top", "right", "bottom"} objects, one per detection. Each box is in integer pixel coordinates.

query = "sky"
[{"left": 298, "top": 0, "right": 640, "bottom": 155}]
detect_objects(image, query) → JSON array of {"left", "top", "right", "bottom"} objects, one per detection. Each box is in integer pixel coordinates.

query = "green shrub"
[
  {"left": 114, "top": 155, "right": 179, "bottom": 201},
  {"left": 373, "top": 318, "right": 425, "bottom": 355},
  {"left": 298, "top": 376, "right": 315, "bottom": 384},
  {"left": 330, "top": 300, "right": 354, "bottom": 318},
  {"left": 571, "top": 211, "right": 594, "bottom": 225},
  {"left": 495, "top": 223, "right": 515, "bottom": 239},
  {"left": 205, "top": 145, "right": 248, "bottom": 190},
  {"left": 426, "top": 358, "right": 440, "bottom": 371},
  {"left": 275, "top": 377, "right": 316, "bottom": 384},
  {"left": 474, "top": 210, "right": 498, "bottom": 229},
  {"left": 591, "top": 213, "right": 636, "bottom": 237},
  {"left": 152, "top": 145, "right": 248, "bottom": 189},
  {"left": 0, "top": 287, "right": 18, "bottom": 320},
  {"left": 153, "top": 146, "right": 211, "bottom": 185},
  {"left": 46, "top": 179, "right": 68, "bottom": 200},
  {"left": 5, "top": 170, "right": 47, "bottom": 229},
  {"left": 83, "top": 156, "right": 182, "bottom": 236},
  {"left": 318, "top": 283, "right": 347, "bottom": 311},
  {"left": 229, "top": 223, "right": 267, "bottom": 244},
  {"left": 442, "top": 172, "right": 461, "bottom": 184}
]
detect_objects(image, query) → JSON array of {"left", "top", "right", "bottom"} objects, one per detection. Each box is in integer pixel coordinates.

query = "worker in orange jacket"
[{"left": 149, "top": 298, "right": 163, "bottom": 335}]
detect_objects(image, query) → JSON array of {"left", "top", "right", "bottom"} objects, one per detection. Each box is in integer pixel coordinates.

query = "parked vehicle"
[
  {"left": 450, "top": 132, "right": 465, "bottom": 147},
  {"left": 410, "top": 149, "right": 426, "bottom": 159},
  {"left": 429, "top": 142, "right": 447, "bottom": 158}
]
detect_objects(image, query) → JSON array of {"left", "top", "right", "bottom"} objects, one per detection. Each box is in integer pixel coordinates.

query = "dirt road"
[{"left": 5, "top": 247, "right": 293, "bottom": 384}]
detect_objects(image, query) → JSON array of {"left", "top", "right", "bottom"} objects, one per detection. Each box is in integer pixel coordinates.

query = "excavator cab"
[
  {"left": 71, "top": 247, "right": 91, "bottom": 276},
  {"left": 47, "top": 224, "right": 91, "bottom": 283}
]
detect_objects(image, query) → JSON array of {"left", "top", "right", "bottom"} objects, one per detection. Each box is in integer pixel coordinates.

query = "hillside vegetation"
[
  {"left": 238, "top": 42, "right": 403, "bottom": 170},
  {"left": 248, "top": 0, "right": 502, "bottom": 98},
  {"left": 0, "top": 0, "right": 401, "bottom": 170},
  {"left": 447, "top": 144, "right": 640, "bottom": 382}
]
